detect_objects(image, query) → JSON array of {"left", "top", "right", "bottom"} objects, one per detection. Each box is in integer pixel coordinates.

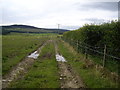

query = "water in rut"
[
  {"left": 2, "top": 41, "right": 49, "bottom": 88},
  {"left": 54, "top": 40, "right": 85, "bottom": 88}
]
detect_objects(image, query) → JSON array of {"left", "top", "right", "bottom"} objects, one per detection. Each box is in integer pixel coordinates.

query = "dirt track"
[
  {"left": 2, "top": 41, "right": 48, "bottom": 88},
  {"left": 2, "top": 40, "right": 85, "bottom": 88},
  {"left": 54, "top": 40, "right": 85, "bottom": 88},
  {"left": 58, "top": 62, "right": 85, "bottom": 88}
]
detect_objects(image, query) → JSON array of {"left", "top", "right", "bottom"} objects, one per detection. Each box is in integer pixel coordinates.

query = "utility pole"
[
  {"left": 58, "top": 24, "right": 60, "bottom": 29},
  {"left": 58, "top": 24, "right": 60, "bottom": 34}
]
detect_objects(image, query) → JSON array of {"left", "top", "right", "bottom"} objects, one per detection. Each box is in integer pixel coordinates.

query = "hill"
[{"left": 0, "top": 25, "right": 69, "bottom": 35}]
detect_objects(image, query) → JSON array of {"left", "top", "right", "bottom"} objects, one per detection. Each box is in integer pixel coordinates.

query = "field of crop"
[{"left": 2, "top": 34, "right": 50, "bottom": 76}]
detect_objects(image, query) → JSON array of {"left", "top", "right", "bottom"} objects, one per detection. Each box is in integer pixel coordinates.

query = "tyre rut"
[
  {"left": 54, "top": 40, "right": 85, "bottom": 88},
  {"left": 2, "top": 40, "right": 50, "bottom": 88}
]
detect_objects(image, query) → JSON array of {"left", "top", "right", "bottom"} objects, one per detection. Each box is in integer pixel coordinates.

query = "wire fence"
[{"left": 62, "top": 38, "right": 120, "bottom": 72}]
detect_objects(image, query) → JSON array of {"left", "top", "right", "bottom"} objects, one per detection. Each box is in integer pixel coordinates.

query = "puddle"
[
  {"left": 56, "top": 54, "right": 67, "bottom": 62},
  {"left": 28, "top": 51, "right": 39, "bottom": 59}
]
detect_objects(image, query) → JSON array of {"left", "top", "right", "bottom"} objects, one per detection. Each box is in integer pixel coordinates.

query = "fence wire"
[{"left": 64, "top": 39, "right": 120, "bottom": 60}]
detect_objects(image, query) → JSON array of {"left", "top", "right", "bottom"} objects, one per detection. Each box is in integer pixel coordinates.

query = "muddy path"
[
  {"left": 54, "top": 40, "right": 85, "bottom": 88},
  {"left": 2, "top": 40, "right": 50, "bottom": 88}
]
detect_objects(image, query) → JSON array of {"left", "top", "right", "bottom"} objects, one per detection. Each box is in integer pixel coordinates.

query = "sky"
[{"left": 0, "top": 0, "right": 119, "bottom": 30}]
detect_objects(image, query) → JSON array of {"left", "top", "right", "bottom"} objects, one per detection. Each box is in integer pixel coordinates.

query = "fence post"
[
  {"left": 103, "top": 45, "right": 106, "bottom": 67},
  {"left": 77, "top": 40, "right": 78, "bottom": 52},
  {"left": 85, "top": 46, "right": 88, "bottom": 59}
]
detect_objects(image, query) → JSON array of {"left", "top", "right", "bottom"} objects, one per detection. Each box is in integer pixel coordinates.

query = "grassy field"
[
  {"left": 9, "top": 40, "right": 60, "bottom": 88},
  {"left": 2, "top": 33, "right": 119, "bottom": 88},
  {"left": 2, "top": 34, "right": 51, "bottom": 76},
  {"left": 57, "top": 39, "right": 118, "bottom": 88}
]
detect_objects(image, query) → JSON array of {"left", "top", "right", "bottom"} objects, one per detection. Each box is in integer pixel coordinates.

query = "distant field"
[
  {"left": 1, "top": 25, "right": 69, "bottom": 35},
  {"left": 2, "top": 34, "right": 55, "bottom": 76}
]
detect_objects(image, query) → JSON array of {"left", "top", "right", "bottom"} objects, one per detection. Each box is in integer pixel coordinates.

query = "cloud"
[
  {"left": 82, "top": 18, "right": 109, "bottom": 24},
  {"left": 0, "top": 0, "right": 118, "bottom": 30},
  {"left": 61, "top": 25, "right": 81, "bottom": 30},
  {"left": 75, "top": 2, "right": 118, "bottom": 11}
]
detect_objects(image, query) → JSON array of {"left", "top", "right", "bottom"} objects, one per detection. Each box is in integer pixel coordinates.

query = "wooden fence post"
[
  {"left": 77, "top": 40, "right": 78, "bottom": 52},
  {"left": 103, "top": 45, "right": 106, "bottom": 67},
  {"left": 85, "top": 46, "right": 88, "bottom": 59}
]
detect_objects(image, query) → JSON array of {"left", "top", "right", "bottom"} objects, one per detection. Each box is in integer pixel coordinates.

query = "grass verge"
[
  {"left": 57, "top": 39, "right": 118, "bottom": 88},
  {"left": 88, "top": 55, "right": 119, "bottom": 74}
]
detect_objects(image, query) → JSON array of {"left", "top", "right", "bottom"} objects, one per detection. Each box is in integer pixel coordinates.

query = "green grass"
[
  {"left": 2, "top": 34, "right": 49, "bottom": 76},
  {"left": 57, "top": 39, "right": 118, "bottom": 88},
  {"left": 9, "top": 32, "right": 58, "bottom": 36},
  {"left": 88, "top": 55, "right": 119, "bottom": 74},
  {"left": 9, "top": 41, "right": 60, "bottom": 88}
]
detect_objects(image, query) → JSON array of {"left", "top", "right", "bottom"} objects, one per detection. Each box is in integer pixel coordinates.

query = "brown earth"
[
  {"left": 54, "top": 40, "right": 85, "bottom": 88},
  {"left": 58, "top": 62, "right": 85, "bottom": 88}
]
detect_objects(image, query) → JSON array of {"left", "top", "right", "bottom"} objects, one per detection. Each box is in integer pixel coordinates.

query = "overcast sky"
[{"left": 0, "top": 0, "right": 119, "bottom": 30}]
